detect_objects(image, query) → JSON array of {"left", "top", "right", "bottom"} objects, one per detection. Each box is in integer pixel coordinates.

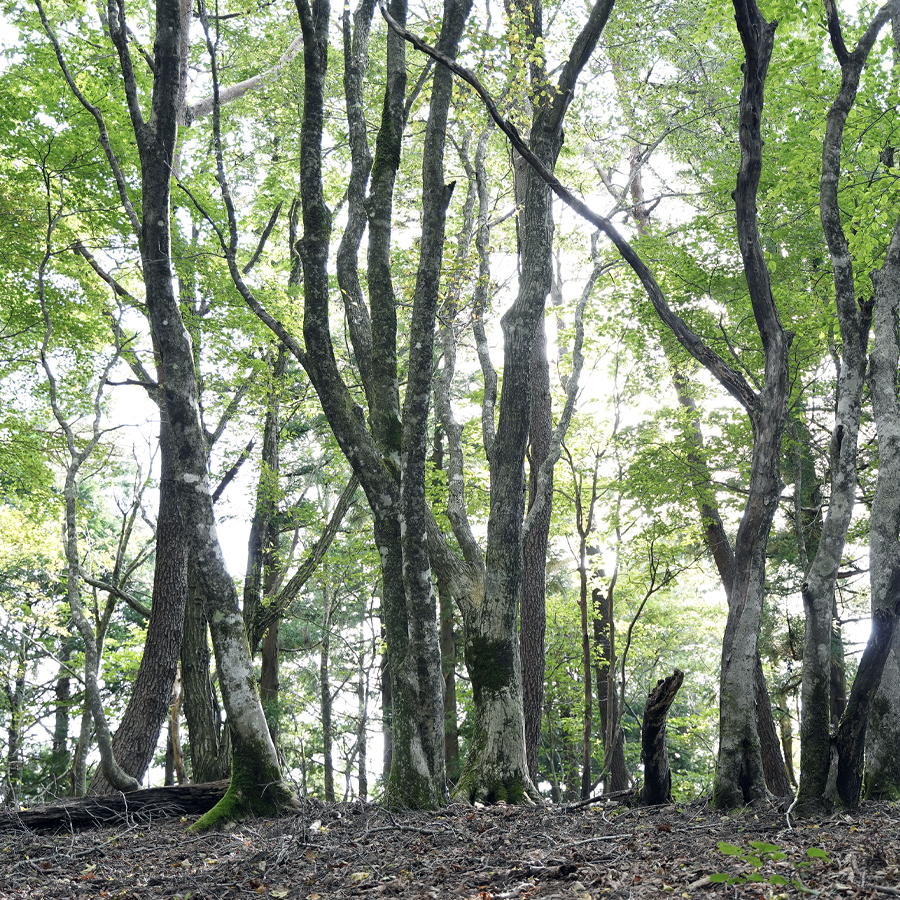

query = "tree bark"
[
  {"left": 4, "top": 781, "right": 231, "bottom": 832},
  {"left": 180, "top": 573, "right": 229, "bottom": 784},
  {"left": 320, "top": 584, "right": 335, "bottom": 803},
  {"left": 836, "top": 608, "right": 897, "bottom": 806},
  {"left": 863, "top": 152, "right": 900, "bottom": 798},
  {"left": 90, "top": 415, "right": 187, "bottom": 794},
  {"left": 450, "top": 0, "right": 615, "bottom": 806},
  {"left": 711, "top": 0, "right": 791, "bottom": 809},
  {"left": 49, "top": 636, "right": 74, "bottom": 798},
  {"left": 521, "top": 316, "right": 552, "bottom": 784},
  {"left": 795, "top": 0, "right": 893, "bottom": 814},
  {"left": 639, "top": 669, "right": 684, "bottom": 806}
]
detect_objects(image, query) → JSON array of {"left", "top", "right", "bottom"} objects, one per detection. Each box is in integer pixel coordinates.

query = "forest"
[{"left": 0, "top": 0, "right": 899, "bottom": 836}]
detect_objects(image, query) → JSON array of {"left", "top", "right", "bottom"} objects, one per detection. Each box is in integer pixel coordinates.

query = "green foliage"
[{"left": 710, "top": 840, "right": 832, "bottom": 892}]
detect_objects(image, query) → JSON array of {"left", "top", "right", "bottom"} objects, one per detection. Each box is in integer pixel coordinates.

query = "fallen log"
[{"left": 0, "top": 780, "right": 230, "bottom": 832}]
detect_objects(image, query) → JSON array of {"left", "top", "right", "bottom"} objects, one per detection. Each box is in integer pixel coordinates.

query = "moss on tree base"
[
  {"left": 188, "top": 734, "right": 297, "bottom": 833},
  {"left": 454, "top": 770, "right": 539, "bottom": 806}
]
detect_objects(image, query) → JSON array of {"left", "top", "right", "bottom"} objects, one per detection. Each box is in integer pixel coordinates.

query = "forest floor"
[{"left": 0, "top": 794, "right": 898, "bottom": 900}]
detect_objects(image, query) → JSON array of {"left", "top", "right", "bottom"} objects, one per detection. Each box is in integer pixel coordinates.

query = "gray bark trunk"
[
  {"left": 521, "top": 317, "right": 552, "bottom": 783},
  {"left": 795, "top": 0, "right": 893, "bottom": 813},
  {"left": 321, "top": 585, "right": 335, "bottom": 803},
  {"left": 863, "top": 177, "right": 900, "bottom": 799},
  {"left": 711, "top": 0, "right": 791, "bottom": 809}
]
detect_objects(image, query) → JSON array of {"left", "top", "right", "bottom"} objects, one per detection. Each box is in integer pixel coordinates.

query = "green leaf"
[
  {"left": 806, "top": 848, "right": 830, "bottom": 861},
  {"left": 717, "top": 842, "right": 744, "bottom": 856},
  {"left": 749, "top": 841, "right": 780, "bottom": 853},
  {"left": 709, "top": 874, "right": 736, "bottom": 884}
]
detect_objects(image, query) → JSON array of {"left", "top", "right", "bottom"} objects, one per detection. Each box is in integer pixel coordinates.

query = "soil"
[{"left": 1, "top": 796, "right": 898, "bottom": 899}]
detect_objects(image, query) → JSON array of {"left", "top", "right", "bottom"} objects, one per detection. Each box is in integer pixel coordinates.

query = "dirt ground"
[{"left": 1, "top": 796, "right": 898, "bottom": 899}]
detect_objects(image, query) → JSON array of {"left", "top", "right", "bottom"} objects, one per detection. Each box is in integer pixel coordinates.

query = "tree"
[{"left": 35, "top": 0, "right": 297, "bottom": 827}]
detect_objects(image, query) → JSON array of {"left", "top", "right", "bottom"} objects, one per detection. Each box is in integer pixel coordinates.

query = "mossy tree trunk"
[
  {"left": 283, "top": 0, "right": 472, "bottom": 808},
  {"left": 114, "top": 0, "right": 293, "bottom": 826}
]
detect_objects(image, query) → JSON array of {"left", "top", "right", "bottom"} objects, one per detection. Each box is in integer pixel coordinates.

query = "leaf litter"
[{"left": 0, "top": 796, "right": 898, "bottom": 899}]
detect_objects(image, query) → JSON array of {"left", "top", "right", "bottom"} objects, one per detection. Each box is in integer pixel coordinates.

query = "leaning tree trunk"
[
  {"left": 134, "top": 0, "right": 293, "bottom": 830},
  {"left": 90, "top": 415, "right": 187, "bottom": 794}
]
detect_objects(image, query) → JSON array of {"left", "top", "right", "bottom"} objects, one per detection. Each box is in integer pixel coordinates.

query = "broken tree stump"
[
  {"left": 640, "top": 668, "right": 684, "bottom": 806},
  {"left": 0, "top": 780, "right": 231, "bottom": 832}
]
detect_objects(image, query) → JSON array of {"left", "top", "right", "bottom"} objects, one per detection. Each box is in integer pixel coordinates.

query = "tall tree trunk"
[
  {"left": 710, "top": 0, "right": 791, "bottom": 809},
  {"left": 357, "top": 651, "right": 369, "bottom": 800},
  {"left": 862, "top": 174, "right": 900, "bottom": 800},
  {"left": 90, "top": 415, "right": 187, "bottom": 794},
  {"left": 4, "top": 643, "right": 27, "bottom": 806},
  {"left": 439, "top": 576, "right": 461, "bottom": 784},
  {"left": 453, "top": 0, "right": 615, "bottom": 805},
  {"left": 521, "top": 316, "right": 552, "bottom": 784},
  {"left": 796, "top": 0, "right": 898, "bottom": 812}
]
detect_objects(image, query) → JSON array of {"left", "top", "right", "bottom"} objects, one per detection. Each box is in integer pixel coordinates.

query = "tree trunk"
[
  {"left": 90, "top": 414, "right": 187, "bottom": 794},
  {"left": 836, "top": 609, "right": 897, "bottom": 805},
  {"left": 4, "top": 643, "right": 26, "bottom": 806},
  {"left": 380, "top": 632, "right": 393, "bottom": 779},
  {"left": 862, "top": 165, "right": 900, "bottom": 798},
  {"left": 578, "top": 554, "right": 593, "bottom": 800},
  {"left": 795, "top": 0, "right": 888, "bottom": 813},
  {"left": 439, "top": 575, "right": 461, "bottom": 784},
  {"left": 260, "top": 623, "right": 281, "bottom": 744},
  {"left": 180, "top": 572, "right": 229, "bottom": 784},
  {"left": 356, "top": 652, "right": 369, "bottom": 800},
  {"left": 6, "top": 781, "right": 231, "bottom": 832},
  {"left": 639, "top": 669, "right": 684, "bottom": 806},
  {"left": 593, "top": 581, "right": 629, "bottom": 791},
  {"left": 320, "top": 584, "right": 335, "bottom": 803},
  {"left": 133, "top": 0, "right": 292, "bottom": 830},
  {"left": 521, "top": 316, "right": 552, "bottom": 784},
  {"left": 454, "top": 0, "right": 614, "bottom": 803},
  {"left": 49, "top": 637, "right": 74, "bottom": 798},
  {"left": 712, "top": 0, "right": 791, "bottom": 809}
]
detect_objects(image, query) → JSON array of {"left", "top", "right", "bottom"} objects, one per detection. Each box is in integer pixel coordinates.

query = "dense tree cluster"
[{"left": 0, "top": 0, "right": 899, "bottom": 827}]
